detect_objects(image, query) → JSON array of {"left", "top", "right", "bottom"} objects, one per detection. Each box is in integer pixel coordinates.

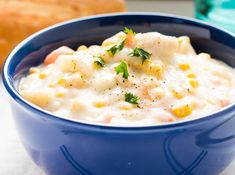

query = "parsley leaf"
[
  {"left": 93, "top": 56, "right": 105, "bottom": 67},
  {"left": 124, "top": 27, "right": 136, "bottom": 35},
  {"left": 115, "top": 61, "right": 129, "bottom": 79},
  {"left": 125, "top": 92, "right": 139, "bottom": 104},
  {"left": 129, "top": 47, "right": 151, "bottom": 64},
  {"left": 107, "top": 39, "right": 125, "bottom": 56}
]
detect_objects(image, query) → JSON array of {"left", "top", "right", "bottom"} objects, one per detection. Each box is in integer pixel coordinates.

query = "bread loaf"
[{"left": 0, "top": 0, "right": 126, "bottom": 70}]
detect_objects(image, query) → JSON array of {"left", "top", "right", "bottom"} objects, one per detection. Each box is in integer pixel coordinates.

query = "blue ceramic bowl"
[{"left": 3, "top": 13, "right": 235, "bottom": 175}]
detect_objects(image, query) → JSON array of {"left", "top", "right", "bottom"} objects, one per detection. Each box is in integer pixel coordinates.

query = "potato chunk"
[
  {"left": 20, "top": 89, "right": 52, "bottom": 108},
  {"left": 177, "top": 36, "right": 196, "bottom": 54},
  {"left": 56, "top": 54, "right": 94, "bottom": 77},
  {"left": 58, "top": 73, "right": 85, "bottom": 88},
  {"left": 136, "top": 32, "right": 178, "bottom": 58},
  {"left": 92, "top": 71, "right": 116, "bottom": 91}
]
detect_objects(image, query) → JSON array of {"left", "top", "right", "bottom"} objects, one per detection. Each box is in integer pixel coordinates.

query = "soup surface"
[{"left": 19, "top": 28, "right": 235, "bottom": 126}]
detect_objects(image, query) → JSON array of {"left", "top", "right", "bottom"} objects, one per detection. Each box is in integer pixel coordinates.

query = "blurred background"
[
  {"left": 1, "top": 0, "right": 234, "bottom": 70},
  {"left": 127, "top": 0, "right": 193, "bottom": 17},
  {"left": 129, "top": 0, "right": 235, "bottom": 33}
]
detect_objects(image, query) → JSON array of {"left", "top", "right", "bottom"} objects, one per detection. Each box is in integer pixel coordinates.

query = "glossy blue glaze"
[{"left": 3, "top": 13, "right": 235, "bottom": 175}]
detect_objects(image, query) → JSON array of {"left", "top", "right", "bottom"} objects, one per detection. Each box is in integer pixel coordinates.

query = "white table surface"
[{"left": 0, "top": 1, "right": 234, "bottom": 174}]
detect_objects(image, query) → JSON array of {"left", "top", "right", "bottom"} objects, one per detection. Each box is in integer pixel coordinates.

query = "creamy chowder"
[{"left": 19, "top": 28, "right": 235, "bottom": 126}]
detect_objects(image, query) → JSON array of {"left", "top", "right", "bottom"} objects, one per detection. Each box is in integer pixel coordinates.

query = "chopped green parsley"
[
  {"left": 93, "top": 56, "right": 105, "bottom": 67},
  {"left": 107, "top": 39, "right": 125, "bottom": 56},
  {"left": 125, "top": 92, "right": 139, "bottom": 104},
  {"left": 129, "top": 48, "right": 151, "bottom": 64},
  {"left": 115, "top": 61, "right": 129, "bottom": 79},
  {"left": 124, "top": 27, "right": 136, "bottom": 35}
]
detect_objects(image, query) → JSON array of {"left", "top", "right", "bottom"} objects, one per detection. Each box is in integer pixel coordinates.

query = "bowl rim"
[{"left": 3, "top": 12, "right": 235, "bottom": 131}]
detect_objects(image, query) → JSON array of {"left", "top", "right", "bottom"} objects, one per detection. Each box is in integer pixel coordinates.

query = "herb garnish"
[
  {"left": 125, "top": 92, "right": 139, "bottom": 104},
  {"left": 124, "top": 27, "right": 136, "bottom": 35},
  {"left": 115, "top": 61, "right": 129, "bottom": 79},
  {"left": 93, "top": 56, "right": 105, "bottom": 67},
  {"left": 129, "top": 47, "right": 151, "bottom": 64},
  {"left": 107, "top": 39, "right": 125, "bottom": 56}
]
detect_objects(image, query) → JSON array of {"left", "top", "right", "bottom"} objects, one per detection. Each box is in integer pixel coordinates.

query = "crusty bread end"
[{"left": 0, "top": 0, "right": 126, "bottom": 70}]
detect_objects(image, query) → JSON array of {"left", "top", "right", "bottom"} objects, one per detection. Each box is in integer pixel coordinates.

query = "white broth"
[{"left": 19, "top": 29, "right": 235, "bottom": 126}]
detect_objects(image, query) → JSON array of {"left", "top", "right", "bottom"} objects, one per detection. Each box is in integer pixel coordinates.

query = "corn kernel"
[
  {"left": 178, "top": 63, "right": 190, "bottom": 71},
  {"left": 143, "top": 60, "right": 164, "bottom": 78},
  {"left": 56, "top": 92, "right": 64, "bottom": 98},
  {"left": 39, "top": 73, "right": 47, "bottom": 79},
  {"left": 171, "top": 89, "right": 184, "bottom": 99},
  {"left": 189, "top": 79, "right": 199, "bottom": 88},
  {"left": 172, "top": 104, "right": 192, "bottom": 118},
  {"left": 29, "top": 68, "right": 38, "bottom": 74},
  {"left": 77, "top": 45, "right": 87, "bottom": 51},
  {"left": 58, "top": 77, "right": 66, "bottom": 85},
  {"left": 93, "top": 101, "right": 107, "bottom": 108},
  {"left": 147, "top": 63, "right": 162, "bottom": 76},
  {"left": 58, "top": 74, "right": 84, "bottom": 88},
  {"left": 187, "top": 73, "right": 196, "bottom": 78}
]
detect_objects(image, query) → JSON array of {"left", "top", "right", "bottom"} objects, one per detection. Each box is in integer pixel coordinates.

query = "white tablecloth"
[{"left": 0, "top": 77, "right": 44, "bottom": 175}]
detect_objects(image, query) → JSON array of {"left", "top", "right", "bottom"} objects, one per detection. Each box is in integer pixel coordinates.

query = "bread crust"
[{"left": 0, "top": 0, "right": 126, "bottom": 69}]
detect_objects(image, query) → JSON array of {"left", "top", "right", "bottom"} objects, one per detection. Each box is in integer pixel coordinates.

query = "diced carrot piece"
[
  {"left": 142, "top": 87, "right": 157, "bottom": 101},
  {"left": 167, "top": 118, "right": 175, "bottom": 122},
  {"left": 142, "top": 87, "right": 152, "bottom": 100},
  {"left": 220, "top": 99, "right": 230, "bottom": 107},
  {"left": 96, "top": 115, "right": 113, "bottom": 124},
  {"left": 103, "top": 115, "right": 113, "bottom": 124},
  {"left": 44, "top": 46, "right": 74, "bottom": 65},
  {"left": 124, "top": 33, "right": 135, "bottom": 47}
]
